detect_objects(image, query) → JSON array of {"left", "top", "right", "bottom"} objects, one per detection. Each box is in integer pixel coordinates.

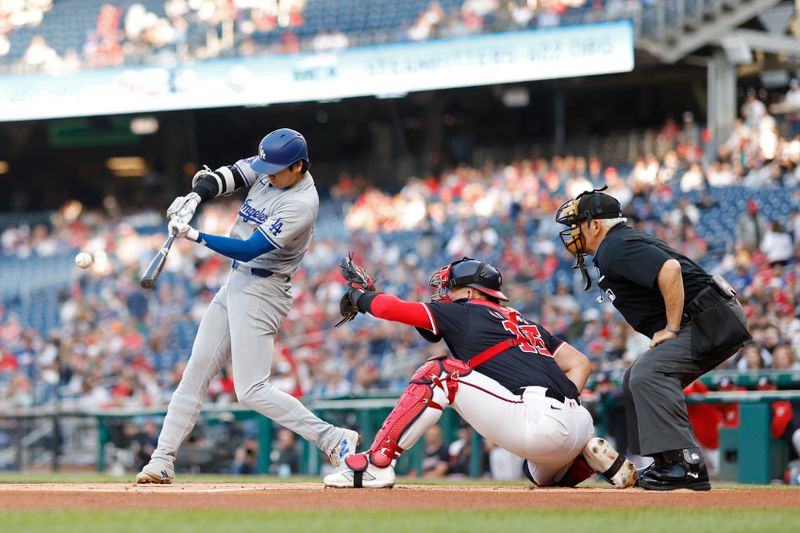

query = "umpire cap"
[
  {"left": 558, "top": 189, "right": 623, "bottom": 226},
  {"left": 577, "top": 192, "right": 623, "bottom": 222},
  {"left": 251, "top": 128, "right": 309, "bottom": 175}
]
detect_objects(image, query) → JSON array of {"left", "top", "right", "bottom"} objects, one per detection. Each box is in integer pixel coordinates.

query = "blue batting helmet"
[{"left": 250, "top": 128, "right": 309, "bottom": 175}]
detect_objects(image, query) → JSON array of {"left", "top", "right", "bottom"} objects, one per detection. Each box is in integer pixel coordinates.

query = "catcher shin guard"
[{"left": 368, "top": 357, "right": 470, "bottom": 467}]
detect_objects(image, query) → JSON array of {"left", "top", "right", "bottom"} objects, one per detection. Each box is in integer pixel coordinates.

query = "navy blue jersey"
[{"left": 420, "top": 298, "right": 579, "bottom": 399}]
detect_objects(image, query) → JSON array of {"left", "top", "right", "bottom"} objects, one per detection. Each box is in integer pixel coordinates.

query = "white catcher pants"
[
  {"left": 450, "top": 370, "right": 594, "bottom": 484},
  {"left": 151, "top": 269, "right": 341, "bottom": 464}
]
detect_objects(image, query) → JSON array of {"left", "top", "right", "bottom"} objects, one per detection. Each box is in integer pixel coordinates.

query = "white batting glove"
[
  {"left": 166, "top": 192, "right": 201, "bottom": 224},
  {"left": 168, "top": 219, "right": 200, "bottom": 242}
]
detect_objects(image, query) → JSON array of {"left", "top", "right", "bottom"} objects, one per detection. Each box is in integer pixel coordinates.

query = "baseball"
[{"left": 74, "top": 252, "right": 94, "bottom": 269}]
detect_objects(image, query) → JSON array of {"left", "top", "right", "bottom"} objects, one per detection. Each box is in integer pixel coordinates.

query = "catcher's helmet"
[
  {"left": 250, "top": 128, "right": 309, "bottom": 175},
  {"left": 429, "top": 257, "right": 508, "bottom": 302}
]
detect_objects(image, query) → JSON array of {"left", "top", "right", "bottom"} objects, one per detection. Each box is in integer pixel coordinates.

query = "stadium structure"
[{"left": 0, "top": 0, "right": 798, "bottom": 500}]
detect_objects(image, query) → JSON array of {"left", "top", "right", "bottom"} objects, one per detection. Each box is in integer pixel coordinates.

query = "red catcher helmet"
[{"left": 429, "top": 257, "right": 509, "bottom": 302}]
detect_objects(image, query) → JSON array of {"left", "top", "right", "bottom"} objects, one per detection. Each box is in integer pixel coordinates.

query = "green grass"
[{"left": 0, "top": 509, "right": 799, "bottom": 533}]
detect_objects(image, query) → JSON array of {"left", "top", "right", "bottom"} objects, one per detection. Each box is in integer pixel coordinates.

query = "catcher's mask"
[
  {"left": 429, "top": 257, "right": 509, "bottom": 302},
  {"left": 555, "top": 187, "right": 623, "bottom": 290}
]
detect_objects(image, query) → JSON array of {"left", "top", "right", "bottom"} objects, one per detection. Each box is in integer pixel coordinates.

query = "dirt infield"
[{"left": 0, "top": 483, "right": 797, "bottom": 511}]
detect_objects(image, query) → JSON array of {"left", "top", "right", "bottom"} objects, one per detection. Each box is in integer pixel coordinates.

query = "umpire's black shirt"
[{"left": 592, "top": 224, "right": 711, "bottom": 338}]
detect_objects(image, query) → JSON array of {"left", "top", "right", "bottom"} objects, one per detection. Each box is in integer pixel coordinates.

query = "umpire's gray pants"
[
  {"left": 624, "top": 294, "right": 749, "bottom": 457},
  {"left": 152, "top": 269, "right": 341, "bottom": 464},
  {"left": 622, "top": 329, "right": 700, "bottom": 456}
]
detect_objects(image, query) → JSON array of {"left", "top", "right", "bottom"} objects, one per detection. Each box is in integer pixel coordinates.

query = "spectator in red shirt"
[
  {"left": 717, "top": 376, "right": 746, "bottom": 428},
  {"left": 684, "top": 380, "right": 723, "bottom": 475}
]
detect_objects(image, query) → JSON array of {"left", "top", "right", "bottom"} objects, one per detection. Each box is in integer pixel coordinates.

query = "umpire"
[{"left": 555, "top": 189, "right": 751, "bottom": 491}]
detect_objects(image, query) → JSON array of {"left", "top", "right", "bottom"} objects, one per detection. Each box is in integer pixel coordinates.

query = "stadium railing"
[
  {"left": 684, "top": 390, "right": 799, "bottom": 484},
  {"left": 2, "top": 387, "right": 799, "bottom": 483}
]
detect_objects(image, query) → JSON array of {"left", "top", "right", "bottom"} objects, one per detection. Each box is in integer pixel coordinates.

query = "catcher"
[{"left": 324, "top": 255, "right": 637, "bottom": 489}]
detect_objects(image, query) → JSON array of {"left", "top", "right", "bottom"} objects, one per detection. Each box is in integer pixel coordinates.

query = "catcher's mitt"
[{"left": 335, "top": 253, "right": 377, "bottom": 327}]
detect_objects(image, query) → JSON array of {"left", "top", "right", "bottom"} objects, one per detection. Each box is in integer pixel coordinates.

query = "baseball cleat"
[
  {"left": 638, "top": 448, "right": 711, "bottom": 491},
  {"left": 638, "top": 462, "right": 711, "bottom": 491},
  {"left": 324, "top": 453, "right": 395, "bottom": 489},
  {"left": 136, "top": 459, "right": 175, "bottom": 484},
  {"left": 328, "top": 428, "right": 361, "bottom": 468},
  {"left": 581, "top": 437, "right": 638, "bottom": 489}
]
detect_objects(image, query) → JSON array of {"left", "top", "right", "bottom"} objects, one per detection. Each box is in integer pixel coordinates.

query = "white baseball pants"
[{"left": 439, "top": 369, "right": 594, "bottom": 484}]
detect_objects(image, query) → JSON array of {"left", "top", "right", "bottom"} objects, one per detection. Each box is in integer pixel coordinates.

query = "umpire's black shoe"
[
  {"left": 638, "top": 448, "right": 711, "bottom": 491},
  {"left": 633, "top": 462, "right": 655, "bottom": 487}
]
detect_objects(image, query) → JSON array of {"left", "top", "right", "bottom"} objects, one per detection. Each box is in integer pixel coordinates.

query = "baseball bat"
[{"left": 140, "top": 233, "right": 176, "bottom": 289}]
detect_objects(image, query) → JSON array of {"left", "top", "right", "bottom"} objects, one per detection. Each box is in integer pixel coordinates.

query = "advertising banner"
[{"left": 0, "top": 21, "right": 634, "bottom": 121}]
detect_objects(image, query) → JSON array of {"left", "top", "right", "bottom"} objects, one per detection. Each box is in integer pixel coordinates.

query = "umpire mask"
[{"left": 555, "top": 187, "right": 623, "bottom": 290}]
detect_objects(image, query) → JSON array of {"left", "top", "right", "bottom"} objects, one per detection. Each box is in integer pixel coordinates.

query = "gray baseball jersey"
[
  {"left": 144, "top": 155, "right": 347, "bottom": 477},
  {"left": 229, "top": 157, "right": 319, "bottom": 276}
]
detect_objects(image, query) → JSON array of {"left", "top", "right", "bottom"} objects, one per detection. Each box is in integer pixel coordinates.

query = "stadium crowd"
[
  {"left": 1, "top": 100, "right": 799, "bottom": 411},
  {"left": 1, "top": 98, "right": 799, "bottom": 475},
  {"left": 0, "top": 0, "right": 632, "bottom": 73}
]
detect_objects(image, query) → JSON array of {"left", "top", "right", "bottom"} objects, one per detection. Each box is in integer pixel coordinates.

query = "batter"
[{"left": 136, "top": 128, "right": 359, "bottom": 483}]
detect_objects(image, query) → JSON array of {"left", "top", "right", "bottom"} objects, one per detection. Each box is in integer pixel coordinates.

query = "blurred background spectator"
[
  {"left": 231, "top": 437, "right": 258, "bottom": 475},
  {"left": 270, "top": 428, "right": 301, "bottom": 477},
  {"left": 412, "top": 425, "right": 450, "bottom": 479},
  {"left": 0, "top": 0, "right": 627, "bottom": 73}
]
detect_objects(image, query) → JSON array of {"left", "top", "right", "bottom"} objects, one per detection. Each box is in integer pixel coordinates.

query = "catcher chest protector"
[{"left": 359, "top": 357, "right": 471, "bottom": 468}]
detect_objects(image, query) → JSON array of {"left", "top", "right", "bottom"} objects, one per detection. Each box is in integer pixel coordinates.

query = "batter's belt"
[{"left": 232, "top": 260, "right": 291, "bottom": 282}]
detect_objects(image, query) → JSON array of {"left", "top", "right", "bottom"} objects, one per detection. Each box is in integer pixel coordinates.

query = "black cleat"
[
  {"left": 638, "top": 448, "right": 711, "bottom": 491},
  {"left": 633, "top": 462, "right": 655, "bottom": 487}
]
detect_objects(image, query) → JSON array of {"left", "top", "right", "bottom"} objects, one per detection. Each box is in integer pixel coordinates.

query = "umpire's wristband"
[{"left": 355, "top": 292, "right": 379, "bottom": 314}]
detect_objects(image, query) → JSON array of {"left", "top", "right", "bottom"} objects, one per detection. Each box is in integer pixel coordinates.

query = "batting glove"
[
  {"left": 168, "top": 219, "right": 200, "bottom": 242},
  {"left": 166, "top": 192, "right": 201, "bottom": 224}
]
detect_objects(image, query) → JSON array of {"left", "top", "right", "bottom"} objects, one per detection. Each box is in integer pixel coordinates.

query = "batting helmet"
[
  {"left": 429, "top": 257, "right": 509, "bottom": 302},
  {"left": 250, "top": 128, "right": 309, "bottom": 175}
]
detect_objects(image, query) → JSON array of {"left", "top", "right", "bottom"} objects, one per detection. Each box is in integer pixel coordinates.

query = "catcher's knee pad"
[{"left": 368, "top": 357, "right": 470, "bottom": 467}]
